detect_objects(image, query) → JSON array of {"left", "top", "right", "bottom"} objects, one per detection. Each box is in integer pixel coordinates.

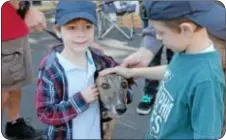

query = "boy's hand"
[
  {"left": 121, "top": 48, "right": 153, "bottom": 68},
  {"left": 25, "top": 7, "right": 47, "bottom": 33},
  {"left": 99, "top": 66, "right": 131, "bottom": 78},
  {"left": 81, "top": 85, "right": 99, "bottom": 103}
]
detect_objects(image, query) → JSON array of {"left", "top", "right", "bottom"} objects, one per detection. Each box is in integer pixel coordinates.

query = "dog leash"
[{"left": 45, "top": 29, "right": 63, "bottom": 43}]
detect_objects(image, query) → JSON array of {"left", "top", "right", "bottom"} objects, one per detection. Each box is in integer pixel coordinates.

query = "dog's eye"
[
  {"left": 121, "top": 81, "right": 128, "bottom": 88},
  {"left": 102, "top": 83, "right": 110, "bottom": 89}
]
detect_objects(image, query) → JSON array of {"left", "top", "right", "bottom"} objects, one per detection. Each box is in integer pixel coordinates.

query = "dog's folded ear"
[{"left": 127, "top": 78, "right": 137, "bottom": 88}]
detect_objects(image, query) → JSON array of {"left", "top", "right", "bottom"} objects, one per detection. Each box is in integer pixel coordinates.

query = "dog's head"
[{"left": 96, "top": 74, "right": 135, "bottom": 117}]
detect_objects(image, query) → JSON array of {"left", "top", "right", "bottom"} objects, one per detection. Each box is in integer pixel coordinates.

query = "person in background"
[
  {"left": 139, "top": 1, "right": 148, "bottom": 29},
  {"left": 1, "top": 0, "right": 46, "bottom": 139}
]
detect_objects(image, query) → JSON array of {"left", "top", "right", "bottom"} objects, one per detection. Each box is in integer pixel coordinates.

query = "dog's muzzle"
[{"left": 115, "top": 104, "right": 127, "bottom": 115}]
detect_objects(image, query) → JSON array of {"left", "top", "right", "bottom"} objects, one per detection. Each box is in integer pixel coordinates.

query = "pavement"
[{"left": 1, "top": 9, "right": 151, "bottom": 139}]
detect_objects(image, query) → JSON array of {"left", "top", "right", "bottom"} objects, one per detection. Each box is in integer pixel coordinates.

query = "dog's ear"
[{"left": 127, "top": 78, "right": 137, "bottom": 88}]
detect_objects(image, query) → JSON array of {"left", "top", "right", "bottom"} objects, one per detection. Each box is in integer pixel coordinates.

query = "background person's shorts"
[{"left": 1, "top": 35, "right": 33, "bottom": 91}]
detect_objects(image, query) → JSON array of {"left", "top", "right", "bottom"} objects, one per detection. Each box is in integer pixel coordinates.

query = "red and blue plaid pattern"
[{"left": 35, "top": 45, "right": 132, "bottom": 140}]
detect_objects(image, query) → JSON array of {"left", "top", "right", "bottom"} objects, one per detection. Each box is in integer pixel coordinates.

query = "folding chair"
[{"left": 96, "top": 0, "right": 137, "bottom": 40}]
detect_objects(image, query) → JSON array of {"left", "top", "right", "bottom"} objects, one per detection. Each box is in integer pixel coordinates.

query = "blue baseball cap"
[
  {"left": 144, "top": 1, "right": 226, "bottom": 40},
  {"left": 55, "top": 1, "right": 97, "bottom": 26}
]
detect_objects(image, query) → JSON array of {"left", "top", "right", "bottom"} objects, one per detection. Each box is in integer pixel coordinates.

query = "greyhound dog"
[{"left": 96, "top": 74, "right": 135, "bottom": 139}]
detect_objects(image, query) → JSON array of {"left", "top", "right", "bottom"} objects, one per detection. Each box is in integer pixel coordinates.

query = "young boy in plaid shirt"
[{"left": 35, "top": 1, "right": 132, "bottom": 139}]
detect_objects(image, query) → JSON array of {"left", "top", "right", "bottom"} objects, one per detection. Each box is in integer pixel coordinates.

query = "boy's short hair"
[
  {"left": 144, "top": 1, "right": 226, "bottom": 40},
  {"left": 55, "top": 1, "right": 97, "bottom": 26}
]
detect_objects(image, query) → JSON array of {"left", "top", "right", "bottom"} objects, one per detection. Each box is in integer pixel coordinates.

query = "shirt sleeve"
[
  {"left": 188, "top": 81, "right": 224, "bottom": 139},
  {"left": 141, "top": 21, "right": 163, "bottom": 55},
  {"left": 35, "top": 68, "right": 89, "bottom": 126}
]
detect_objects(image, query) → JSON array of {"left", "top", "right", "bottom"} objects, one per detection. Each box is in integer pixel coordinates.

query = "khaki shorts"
[{"left": 1, "top": 36, "right": 33, "bottom": 90}]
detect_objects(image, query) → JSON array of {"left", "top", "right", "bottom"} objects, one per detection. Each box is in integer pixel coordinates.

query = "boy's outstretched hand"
[
  {"left": 81, "top": 84, "right": 99, "bottom": 103},
  {"left": 121, "top": 47, "right": 153, "bottom": 68},
  {"left": 99, "top": 66, "right": 131, "bottom": 78}
]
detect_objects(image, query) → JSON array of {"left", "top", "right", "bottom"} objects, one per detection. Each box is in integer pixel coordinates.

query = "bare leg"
[
  {"left": 1, "top": 90, "right": 9, "bottom": 111},
  {"left": 6, "top": 88, "right": 22, "bottom": 122}
]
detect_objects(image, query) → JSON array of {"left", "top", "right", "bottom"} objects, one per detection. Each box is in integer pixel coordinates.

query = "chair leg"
[
  {"left": 102, "top": 14, "right": 132, "bottom": 40},
  {"left": 97, "top": 11, "right": 102, "bottom": 39},
  {"left": 101, "top": 25, "right": 114, "bottom": 38},
  {"left": 119, "top": 13, "right": 134, "bottom": 39},
  {"left": 97, "top": 11, "right": 134, "bottom": 40},
  {"left": 131, "top": 13, "right": 135, "bottom": 35}
]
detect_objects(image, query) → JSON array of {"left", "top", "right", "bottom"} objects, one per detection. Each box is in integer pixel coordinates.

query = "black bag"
[{"left": 17, "top": 1, "right": 30, "bottom": 19}]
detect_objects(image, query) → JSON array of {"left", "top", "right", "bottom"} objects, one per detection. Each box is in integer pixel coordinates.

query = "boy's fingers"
[
  {"left": 92, "top": 92, "right": 99, "bottom": 101},
  {"left": 94, "top": 91, "right": 99, "bottom": 96},
  {"left": 40, "top": 21, "right": 47, "bottom": 31},
  {"left": 90, "top": 84, "right": 96, "bottom": 89},
  {"left": 35, "top": 24, "right": 44, "bottom": 32},
  {"left": 92, "top": 87, "right": 98, "bottom": 93},
  {"left": 99, "top": 68, "right": 117, "bottom": 76},
  {"left": 121, "top": 59, "right": 130, "bottom": 67}
]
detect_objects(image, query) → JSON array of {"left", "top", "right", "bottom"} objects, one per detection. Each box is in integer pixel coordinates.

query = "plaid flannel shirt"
[{"left": 35, "top": 45, "right": 133, "bottom": 140}]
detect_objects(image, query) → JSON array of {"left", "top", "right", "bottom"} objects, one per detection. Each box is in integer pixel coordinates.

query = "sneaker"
[
  {"left": 5, "top": 118, "right": 44, "bottom": 139},
  {"left": 136, "top": 94, "right": 153, "bottom": 115}
]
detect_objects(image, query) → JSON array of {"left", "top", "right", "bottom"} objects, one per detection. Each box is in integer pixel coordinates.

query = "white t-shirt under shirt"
[
  {"left": 200, "top": 44, "right": 215, "bottom": 53},
  {"left": 56, "top": 50, "right": 101, "bottom": 139}
]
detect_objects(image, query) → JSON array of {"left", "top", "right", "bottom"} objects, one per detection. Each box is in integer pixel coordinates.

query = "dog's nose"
[{"left": 115, "top": 105, "right": 127, "bottom": 115}]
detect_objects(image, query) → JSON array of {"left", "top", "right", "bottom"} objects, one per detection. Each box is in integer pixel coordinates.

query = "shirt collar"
[{"left": 56, "top": 49, "right": 96, "bottom": 73}]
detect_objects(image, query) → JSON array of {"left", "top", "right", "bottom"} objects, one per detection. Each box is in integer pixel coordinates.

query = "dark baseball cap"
[
  {"left": 144, "top": 1, "right": 226, "bottom": 40},
  {"left": 55, "top": 1, "right": 97, "bottom": 26}
]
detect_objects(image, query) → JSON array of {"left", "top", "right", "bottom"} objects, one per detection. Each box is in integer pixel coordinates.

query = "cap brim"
[
  {"left": 187, "top": 4, "right": 226, "bottom": 40},
  {"left": 56, "top": 12, "right": 97, "bottom": 26},
  {"left": 208, "top": 27, "right": 226, "bottom": 41}
]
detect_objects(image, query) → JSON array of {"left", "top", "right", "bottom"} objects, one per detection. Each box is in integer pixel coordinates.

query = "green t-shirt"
[{"left": 147, "top": 51, "right": 225, "bottom": 139}]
